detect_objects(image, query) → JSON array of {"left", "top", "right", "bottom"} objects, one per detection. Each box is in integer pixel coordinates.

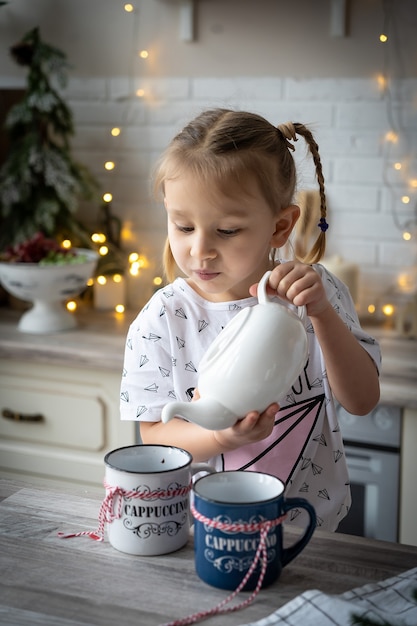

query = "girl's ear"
[{"left": 270, "top": 205, "right": 300, "bottom": 248}]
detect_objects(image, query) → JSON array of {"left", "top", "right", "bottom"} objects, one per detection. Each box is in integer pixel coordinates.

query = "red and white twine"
[
  {"left": 57, "top": 479, "right": 192, "bottom": 542},
  {"left": 159, "top": 505, "right": 286, "bottom": 626},
  {"left": 58, "top": 483, "right": 286, "bottom": 626}
]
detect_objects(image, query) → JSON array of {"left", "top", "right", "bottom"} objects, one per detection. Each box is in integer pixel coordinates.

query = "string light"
[
  {"left": 367, "top": 304, "right": 376, "bottom": 314},
  {"left": 382, "top": 303, "right": 395, "bottom": 316},
  {"left": 385, "top": 130, "right": 398, "bottom": 143},
  {"left": 130, "top": 262, "right": 140, "bottom": 276},
  {"left": 66, "top": 300, "right": 77, "bottom": 312},
  {"left": 90, "top": 3, "right": 150, "bottom": 305},
  {"left": 376, "top": 73, "right": 388, "bottom": 91},
  {"left": 397, "top": 273, "right": 413, "bottom": 291},
  {"left": 91, "top": 233, "right": 107, "bottom": 244},
  {"left": 61, "top": 239, "right": 72, "bottom": 249},
  {"left": 115, "top": 304, "right": 125, "bottom": 313},
  {"left": 379, "top": 2, "right": 416, "bottom": 250}
]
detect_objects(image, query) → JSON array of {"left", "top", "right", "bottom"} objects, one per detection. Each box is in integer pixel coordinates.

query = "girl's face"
[{"left": 164, "top": 171, "right": 295, "bottom": 302}]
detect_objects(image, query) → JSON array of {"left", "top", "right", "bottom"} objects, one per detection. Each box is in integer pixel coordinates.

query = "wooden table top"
[{"left": 1, "top": 478, "right": 417, "bottom": 626}]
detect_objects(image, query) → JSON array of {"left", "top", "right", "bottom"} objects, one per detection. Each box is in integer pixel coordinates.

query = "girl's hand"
[
  {"left": 250, "top": 261, "right": 330, "bottom": 318},
  {"left": 192, "top": 388, "right": 278, "bottom": 450},
  {"left": 213, "top": 403, "right": 279, "bottom": 451}
]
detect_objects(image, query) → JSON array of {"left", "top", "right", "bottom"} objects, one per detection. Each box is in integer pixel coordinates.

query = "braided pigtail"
[
  {"left": 295, "top": 123, "right": 327, "bottom": 263},
  {"left": 278, "top": 122, "right": 328, "bottom": 264}
]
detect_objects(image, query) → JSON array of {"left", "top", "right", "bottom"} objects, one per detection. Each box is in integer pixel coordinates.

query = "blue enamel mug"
[{"left": 192, "top": 471, "right": 316, "bottom": 591}]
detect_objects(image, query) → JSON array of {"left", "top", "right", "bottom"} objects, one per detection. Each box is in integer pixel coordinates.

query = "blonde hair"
[{"left": 153, "top": 108, "right": 327, "bottom": 282}]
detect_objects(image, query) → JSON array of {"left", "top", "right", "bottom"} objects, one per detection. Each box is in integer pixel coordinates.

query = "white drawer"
[{"left": 0, "top": 374, "right": 104, "bottom": 451}]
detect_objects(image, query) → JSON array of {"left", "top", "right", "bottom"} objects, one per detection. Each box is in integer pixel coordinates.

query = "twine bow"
[{"left": 58, "top": 480, "right": 192, "bottom": 541}]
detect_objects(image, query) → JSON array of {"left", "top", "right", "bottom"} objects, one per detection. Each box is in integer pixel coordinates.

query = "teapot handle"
[{"left": 258, "top": 270, "right": 306, "bottom": 324}]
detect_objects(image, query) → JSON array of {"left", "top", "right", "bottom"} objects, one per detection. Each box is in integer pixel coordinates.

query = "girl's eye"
[
  {"left": 218, "top": 228, "right": 240, "bottom": 236},
  {"left": 176, "top": 225, "right": 194, "bottom": 233}
]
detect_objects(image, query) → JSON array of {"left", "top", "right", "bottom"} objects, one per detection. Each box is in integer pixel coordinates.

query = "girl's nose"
[{"left": 189, "top": 232, "right": 216, "bottom": 260}]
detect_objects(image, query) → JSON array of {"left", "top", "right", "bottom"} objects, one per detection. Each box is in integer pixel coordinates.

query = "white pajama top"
[{"left": 120, "top": 263, "right": 381, "bottom": 532}]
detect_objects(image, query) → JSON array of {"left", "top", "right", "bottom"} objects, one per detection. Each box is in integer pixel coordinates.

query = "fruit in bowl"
[{"left": 0, "top": 233, "right": 98, "bottom": 334}]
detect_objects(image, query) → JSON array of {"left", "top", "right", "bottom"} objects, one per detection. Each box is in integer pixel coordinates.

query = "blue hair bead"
[{"left": 318, "top": 217, "right": 329, "bottom": 232}]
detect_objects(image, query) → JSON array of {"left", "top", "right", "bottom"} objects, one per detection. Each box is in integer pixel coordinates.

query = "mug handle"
[
  {"left": 281, "top": 497, "right": 317, "bottom": 567},
  {"left": 191, "top": 463, "right": 216, "bottom": 478}
]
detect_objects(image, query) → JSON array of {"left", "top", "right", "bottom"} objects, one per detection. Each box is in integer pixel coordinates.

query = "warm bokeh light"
[
  {"left": 382, "top": 303, "right": 395, "bottom": 316},
  {"left": 61, "top": 239, "right": 72, "bottom": 249},
  {"left": 379, "top": 33, "right": 388, "bottom": 43},
  {"left": 113, "top": 274, "right": 123, "bottom": 283},
  {"left": 139, "top": 50, "right": 149, "bottom": 59},
  {"left": 66, "top": 300, "right": 77, "bottom": 312},
  {"left": 103, "top": 193, "right": 113, "bottom": 203},
  {"left": 104, "top": 161, "right": 115, "bottom": 171},
  {"left": 403, "top": 231, "right": 412, "bottom": 241},
  {"left": 136, "top": 255, "right": 149, "bottom": 269},
  {"left": 129, "top": 252, "right": 139, "bottom": 263},
  {"left": 129, "top": 262, "right": 140, "bottom": 276},
  {"left": 99, "top": 245, "right": 109, "bottom": 256},
  {"left": 136, "top": 88, "right": 145, "bottom": 98},
  {"left": 367, "top": 304, "right": 376, "bottom": 314},
  {"left": 376, "top": 74, "right": 387, "bottom": 90},
  {"left": 115, "top": 304, "right": 125, "bottom": 313},
  {"left": 397, "top": 273, "right": 414, "bottom": 292},
  {"left": 124, "top": 3, "right": 134, "bottom": 12},
  {"left": 385, "top": 131, "right": 398, "bottom": 143},
  {"left": 402, "top": 195, "right": 410, "bottom": 204},
  {"left": 91, "top": 232, "right": 107, "bottom": 244},
  {"left": 410, "top": 179, "right": 417, "bottom": 188},
  {"left": 393, "top": 162, "right": 402, "bottom": 171},
  {"left": 153, "top": 276, "right": 163, "bottom": 286},
  {"left": 111, "top": 127, "right": 121, "bottom": 137}
]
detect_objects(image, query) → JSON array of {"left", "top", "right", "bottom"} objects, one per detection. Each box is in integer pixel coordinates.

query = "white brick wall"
[{"left": 3, "top": 75, "right": 417, "bottom": 316}]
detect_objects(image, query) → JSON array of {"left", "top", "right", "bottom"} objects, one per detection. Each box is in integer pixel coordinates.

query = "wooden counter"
[{"left": 1, "top": 478, "right": 417, "bottom": 626}]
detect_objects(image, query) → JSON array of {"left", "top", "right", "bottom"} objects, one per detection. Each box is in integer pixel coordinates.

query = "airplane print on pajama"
[{"left": 120, "top": 264, "right": 381, "bottom": 532}]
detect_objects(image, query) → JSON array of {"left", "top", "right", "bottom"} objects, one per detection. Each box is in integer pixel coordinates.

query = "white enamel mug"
[{"left": 104, "top": 444, "right": 213, "bottom": 556}]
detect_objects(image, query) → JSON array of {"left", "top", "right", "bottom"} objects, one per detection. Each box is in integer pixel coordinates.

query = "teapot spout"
[{"left": 161, "top": 398, "right": 238, "bottom": 431}]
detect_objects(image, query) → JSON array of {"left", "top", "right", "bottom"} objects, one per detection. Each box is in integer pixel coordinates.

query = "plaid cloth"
[{"left": 243, "top": 567, "right": 417, "bottom": 626}]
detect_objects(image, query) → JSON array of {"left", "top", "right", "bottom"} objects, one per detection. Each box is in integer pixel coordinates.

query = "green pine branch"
[{"left": 0, "top": 27, "right": 99, "bottom": 251}]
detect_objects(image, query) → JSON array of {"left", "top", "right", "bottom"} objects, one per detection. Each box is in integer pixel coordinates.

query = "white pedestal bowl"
[{"left": 0, "top": 249, "right": 98, "bottom": 333}]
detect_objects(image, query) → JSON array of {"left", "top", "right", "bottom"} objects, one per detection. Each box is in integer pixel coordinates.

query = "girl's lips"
[{"left": 194, "top": 270, "right": 220, "bottom": 281}]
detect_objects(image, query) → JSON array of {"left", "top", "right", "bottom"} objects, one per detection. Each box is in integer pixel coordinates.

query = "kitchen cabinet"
[
  {"left": 399, "top": 407, "right": 417, "bottom": 546},
  {"left": 0, "top": 359, "right": 134, "bottom": 486}
]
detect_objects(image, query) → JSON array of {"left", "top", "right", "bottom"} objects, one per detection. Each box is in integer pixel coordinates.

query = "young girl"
[{"left": 120, "top": 108, "right": 381, "bottom": 532}]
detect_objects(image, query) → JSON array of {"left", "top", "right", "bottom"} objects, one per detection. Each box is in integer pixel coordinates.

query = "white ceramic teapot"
[{"left": 161, "top": 270, "right": 309, "bottom": 430}]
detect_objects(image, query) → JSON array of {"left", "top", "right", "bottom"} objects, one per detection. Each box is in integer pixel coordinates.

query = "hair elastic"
[{"left": 318, "top": 217, "right": 329, "bottom": 232}]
